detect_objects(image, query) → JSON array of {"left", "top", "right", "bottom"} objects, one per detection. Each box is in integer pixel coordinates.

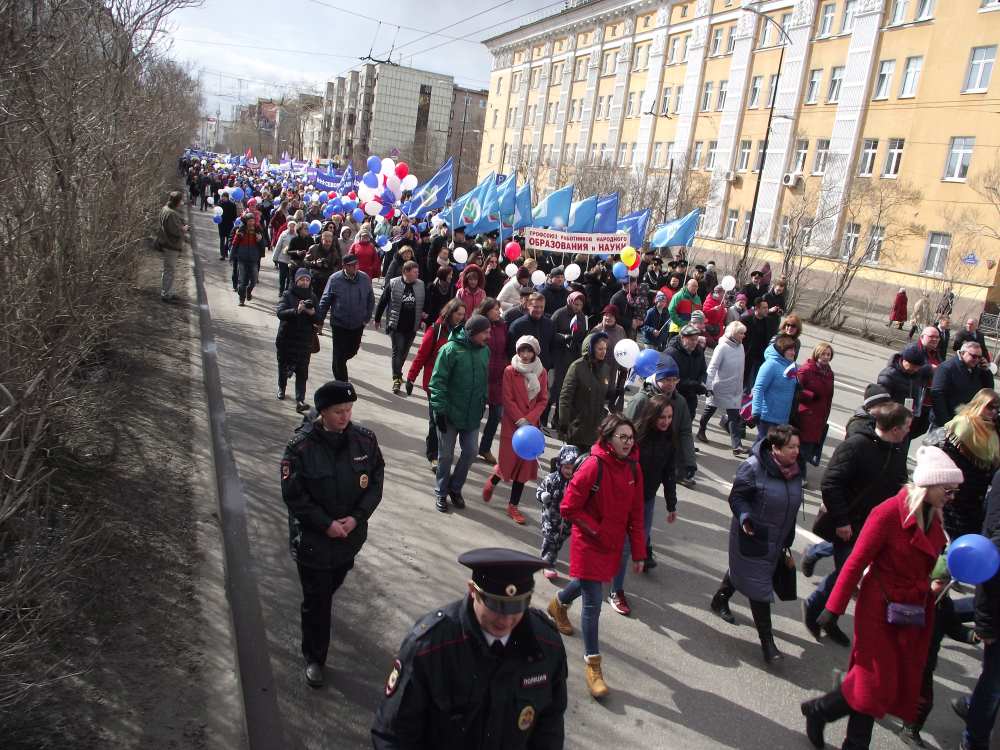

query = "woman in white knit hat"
[{"left": 800, "top": 445, "right": 963, "bottom": 750}]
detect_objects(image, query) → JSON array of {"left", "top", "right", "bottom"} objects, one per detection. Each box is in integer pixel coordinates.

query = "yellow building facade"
[{"left": 480, "top": 0, "right": 1000, "bottom": 307}]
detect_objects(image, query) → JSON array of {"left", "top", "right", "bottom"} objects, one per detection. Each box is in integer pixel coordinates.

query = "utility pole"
[{"left": 455, "top": 95, "right": 470, "bottom": 195}]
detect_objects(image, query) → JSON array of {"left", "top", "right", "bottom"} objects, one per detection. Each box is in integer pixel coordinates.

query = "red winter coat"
[
  {"left": 496, "top": 366, "right": 549, "bottom": 483},
  {"left": 795, "top": 358, "right": 835, "bottom": 444},
  {"left": 702, "top": 293, "right": 728, "bottom": 345},
  {"left": 351, "top": 240, "right": 380, "bottom": 280},
  {"left": 826, "top": 489, "right": 946, "bottom": 723},
  {"left": 560, "top": 441, "right": 646, "bottom": 581},
  {"left": 485, "top": 320, "right": 508, "bottom": 405},
  {"left": 407, "top": 321, "right": 453, "bottom": 392},
  {"left": 456, "top": 264, "right": 486, "bottom": 312},
  {"left": 890, "top": 291, "right": 908, "bottom": 322}
]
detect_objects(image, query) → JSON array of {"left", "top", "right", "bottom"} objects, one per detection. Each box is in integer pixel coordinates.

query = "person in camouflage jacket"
[{"left": 537, "top": 445, "right": 579, "bottom": 577}]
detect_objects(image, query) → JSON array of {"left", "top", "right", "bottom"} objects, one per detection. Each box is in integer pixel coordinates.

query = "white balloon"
[
  {"left": 721, "top": 275, "right": 737, "bottom": 291},
  {"left": 311, "top": 192, "right": 320, "bottom": 203},
  {"left": 505, "top": 263, "right": 518, "bottom": 277},
  {"left": 386, "top": 174, "right": 402, "bottom": 198},
  {"left": 564, "top": 263, "right": 581, "bottom": 282},
  {"left": 431, "top": 214, "right": 445, "bottom": 227},
  {"left": 628, "top": 266, "right": 640, "bottom": 278},
  {"left": 207, "top": 196, "right": 214, "bottom": 205},
  {"left": 531, "top": 270, "right": 546, "bottom": 286},
  {"left": 614, "top": 339, "right": 640, "bottom": 369},
  {"left": 453, "top": 247, "right": 469, "bottom": 264},
  {"left": 357, "top": 184, "right": 377, "bottom": 203},
  {"left": 364, "top": 201, "right": 381, "bottom": 217},
  {"left": 380, "top": 158, "right": 396, "bottom": 176},
  {"left": 213, "top": 206, "right": 223, "bottom": 216},
  {"left": 401, "top": 174, "right": 419, "bottom": 191}
]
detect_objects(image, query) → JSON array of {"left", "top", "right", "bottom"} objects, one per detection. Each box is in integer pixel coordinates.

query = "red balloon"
[
  {"left": 395, "top": 162, "right": 409, "bottom": 179},
  {"left": 348, "top": 191, "right": 357, "bottom": 200},
  {"left": 387, "top": 208, "right": 395, "bottom": 219},
  {"left": 330, "top": 192, "right": 338, "bottom": 199},
  {"left": 504, "top": 241, "right": 521, "bottom": 261},
  {"left": 627, "top": 255, "right": 641, "bottom": 270}
]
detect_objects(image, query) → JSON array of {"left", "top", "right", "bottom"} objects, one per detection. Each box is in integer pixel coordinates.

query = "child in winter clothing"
[{"left": 537, "top": 445, "right": 579, "bottom": 578}]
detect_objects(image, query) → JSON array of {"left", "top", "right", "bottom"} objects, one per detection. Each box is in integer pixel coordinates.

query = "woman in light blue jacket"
[{"left": 750, "top": 334, "right": 798, "bottom": 445}]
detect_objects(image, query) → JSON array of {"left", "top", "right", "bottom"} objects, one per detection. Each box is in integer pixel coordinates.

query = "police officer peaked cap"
[
  {"left": 314, "top": 380, "right": 357, "bottom": 412},
  {"left": 459, "top": 548, "right": 549, "bottom": 615}
]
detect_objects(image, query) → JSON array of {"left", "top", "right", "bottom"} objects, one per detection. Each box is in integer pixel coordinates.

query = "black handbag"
[{"left": 773, "top": 548, "right": 797, "bottom": 601}]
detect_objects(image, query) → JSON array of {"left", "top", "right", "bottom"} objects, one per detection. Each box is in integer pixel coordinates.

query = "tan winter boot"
[
  {"left": 547, "top": 596, "right": 573, "bottom": 636},
  {"left": 584, "top": 654, "right": 609, "bottom": 699}
]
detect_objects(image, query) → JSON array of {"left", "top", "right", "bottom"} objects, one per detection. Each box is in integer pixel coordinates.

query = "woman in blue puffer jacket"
[{"left": 750, "top": 334, "right": 799, "bottom": 445}]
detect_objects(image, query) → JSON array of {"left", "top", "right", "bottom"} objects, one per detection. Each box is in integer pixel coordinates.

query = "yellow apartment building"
[{"left": 479, "top": 0, "right": 1000, "bottom": 311}]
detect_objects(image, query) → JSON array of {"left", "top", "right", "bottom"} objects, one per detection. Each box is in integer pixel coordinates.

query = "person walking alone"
[{"left": 157, "top": 191, "right": 188, "bottom": 302}]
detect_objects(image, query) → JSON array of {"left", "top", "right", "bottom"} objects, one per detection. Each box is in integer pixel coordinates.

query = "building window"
[
  {"left": 725, "top": 209, "right": 739, "bottom": 239},
  {"left": 692, "top": 141, "right": 704, "bottom": 168},
  {"left": 923, "top": 232, "right": 951, "bottom": 273},
  {"left": 701, "top": 81, "right": 713, "bottom": 111},
  {"left": 866, "top": 225, "right": 885, "bottom": 263},
  {"left": 666, "top": 141, "right": 675, "bottom": 163},
  {"left": 737, "top": 140, "right": 752, "bottom": 171},
  {"left": 652, "top": 142, "right": 663, "bottom": 166},
  {"left": 813, "top": 139, "right": 830, "bottom": 174},
  {"left": 626, "top": 91, "right": 636, "bottom": 117},
  {"left": 883, "top": 138, "right": 905, "bottom": 177},
  {"left": 668, "top": 37, "right": 680, "bottom": 63},
  {"left": 779, "top": 216, "right": 792, "bottom": 247},
  {"left": 780, "top": 13, "right": 792, "bottom": 37},
  {"left": 842, "top": 0, "right": 858, "bottom": 32},
  {"left": 841, "top": 222, "right": 860, "bottom": 259},
  {"left": 492, "top": 110, "right": 499, "bottom": 128},
  {"left": 758, "top": 19, "right": 771, "bottom": 48},
  {"left": 741, "top": 211, "right": 753, "bottom": 241},
  {"left": 488, "top": 144, "right": 495, "bottom": 162},
  {"left": 575, "top": 58, "right": 587, "bottom": 80},
  {"left": 530, "top": 68, "right": 540, "bottom": 89},
  {"left": 828, "top": 66, "right": 845, "bottom": 103},
  {"left": 900, "top": 56, "right": 923, "bottom": 97},
  {"left": 618, "top": 143, "right": 629, "bottom": 167},
  {"left": 806, "top": 69, "right": 822, "bottom": 103},
  {"left": 890, "top": 0, "right": 909, "bottom": 24},
  {"left": 682, "top": 35, "right": 690, "bottom": 61},
  {"left": 495, "top": 77, "right": 503, "bottom": 95},
  {"left": 873, "top": 60, "right": 895, "bottom": 100},
  {"left": 707, "top": 140, "right": 719, "bottom": 169},
  {"left": 602, "top": 51, "right": 616, "bottom": 75},
  {"left": 915, "top": 0, "right": 934, "bottom": 20},
  {"left": 630, "top": 143, "right": 638, "bottom": 165},
  {"left": 727, "top": 26, "right": 737, "bottom": 53},
  {"left": 859, "top": 138, "right": 879, "bottom": 176},
  {"left": 767, "top": 74, "right": 779, "bottom": 107},
  {"left": 818, "top": 3, "right": 835, "bottom": 36},
  {"left": 600, "top": 143, "right": 610, "bottom": 164},
  {"left": 547, "top": 102, "right": 556, "bottom": 123},
  {"left": 697, "top": 209, "right": 706, "bottom": 233},
  {"left": 964, "top": 46, "right": 997, "bottom": 93},
  {"left": 944, "top": 136, "right": 975, "bottom": 180},
  {"left": 711, "top": 27, "right": 724, "bottom": 55},
  {"left": 589, "top": 143, "right": 598, "bottom": 164},
  {"left": 551, "top": 62, "right": 562, "bottom": 82},
  {"left": 755, "top": 141, "right": 767, "bottom": 171},
  {"left": 717, "top": 80, "right": 728, "bottom": 110},
  {"left": 660, "top": 86, "right": 672, "bottom": 115},
  {"left": 674, "top": 85, "right": 684, "bottom": 113},
  {"left": 633, "top": 44, "right": 649, "bottom": 70},
  {"left": 794, "top": 139, "right": 809, "bottom": 173},
  {"left": 748, "top": 75, "right": 763, "bottom": 107}
]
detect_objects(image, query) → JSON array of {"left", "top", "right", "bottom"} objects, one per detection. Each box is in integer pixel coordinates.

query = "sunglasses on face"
[{"left": 613, "top": 433, "right": 635, "bottom": 442}]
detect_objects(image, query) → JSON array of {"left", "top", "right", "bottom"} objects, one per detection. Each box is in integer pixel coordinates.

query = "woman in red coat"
[
  {"left": 350, "top": 227, "right": 381, "bottom": 280},
  {"left": 546, "top": 414, "right": 645, "bottom": 699},
  {"left": 795, "top": 342, "right": 835, "bottom": 482},
  {"left": 888, "top": 288, "right": 908, "bottom": 329},
  {"left": 406, "top": 299, "right": 466, "bottom": 472},
  {"left": 800, "top": 445, "right": 963, "bottom": 750},
  {"left": 482, "top": 335, "right": 548, "bottom": 524},
  {"left": 476, "top": 298, "right": 508, "bottom": 465}
]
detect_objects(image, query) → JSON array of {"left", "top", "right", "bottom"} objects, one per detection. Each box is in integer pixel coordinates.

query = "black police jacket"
[
  {"left": 371, "top": 597, "right": 567, "bottom": 750},
  {"left": 280, "top": 419, "right": 384, "bottom": 570}
]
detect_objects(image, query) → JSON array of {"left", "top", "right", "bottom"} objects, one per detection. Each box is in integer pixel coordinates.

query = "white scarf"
[{"left": 511, "top": 354, "right": 544, "bottom": 401}]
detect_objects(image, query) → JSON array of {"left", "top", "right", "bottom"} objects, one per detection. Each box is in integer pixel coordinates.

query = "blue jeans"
[
  {"left": 754, "top": 420, "right": 780, "bottom": 447},
  {"left": 435, "top": 424, "right": 479, "bottom": 498},
  {"left": 479, "top": 403, "right": 503, "bottom": 455},
  {"left": 804, "top": 541, "right": 834, "bottom": 566},
  {"left": 612, "top": 495, "right": 656, "bottom": 591},
  {"left": 964, "top": 641, "right": 1000, "bottom": 749},
  {"left": 236, "top": 260, "right": 258, "bottom": 300},
  {"left": 557, "top": 579, "right": 603, "bottom": 655},
  {"left": 804, "top": 538, "right": 854, "bottom": 621}
]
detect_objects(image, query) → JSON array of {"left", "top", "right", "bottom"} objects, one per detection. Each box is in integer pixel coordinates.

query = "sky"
[{"left": 162, "top": 0, "right": 565, "bottom": 119}]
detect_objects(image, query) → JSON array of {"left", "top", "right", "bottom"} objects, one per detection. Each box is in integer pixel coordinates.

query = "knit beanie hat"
[
  {"left": 655, "top": 354, "right": 680, "bottom": 380},
  {"left": 690, "top": 310, "right": 706, "bottom": 324},
  {"left": 515, "top": 335, "right": 541, "bottom": 355},
  {"left": 912, "top": 446, "right": 964, "bottom": 487},
  {"left": 901, "top": 344, "right": 926, "bottom": 366},
  {"left": 465, "top": 313, "right": 491, "bottom": 338},
  {"left": 294, "top": 268, "right": 312, "bottom": 282},
  {"left": 556, "top": 445, "right": 579, "bottom": 467},
  {"left": 863, "top": 384, "right": 892, "bottom": 410}
]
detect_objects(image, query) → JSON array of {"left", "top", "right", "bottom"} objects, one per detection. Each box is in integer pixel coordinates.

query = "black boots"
[
  {"left": 800, "top": 689, "right": 850, "bottom": 749},
  {"left": 710, "top": 576, "right": 736, "bottom": 623},
  {"left": 644, "top": 541, "right": 657, "bottom": 572},
  {"left": 750, "top": 599, "right": 783, "bottom": 664}
]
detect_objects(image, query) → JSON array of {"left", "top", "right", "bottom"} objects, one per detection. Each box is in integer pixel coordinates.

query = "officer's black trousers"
[{"left": 297, "top": 560, "right": 354, "bottom": 665}]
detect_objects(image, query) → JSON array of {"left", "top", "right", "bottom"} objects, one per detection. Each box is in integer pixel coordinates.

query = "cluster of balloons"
[
  {"left": 357, "top": 155, "right": 419, "bottom": 222},
  {"left": 612, "top": 245, "right": 641, "bottom": 281}
]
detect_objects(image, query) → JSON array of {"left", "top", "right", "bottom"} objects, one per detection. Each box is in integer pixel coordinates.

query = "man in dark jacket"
[
  {"left": 741, "top": 298, "right": 776, "bottom": 391},
  {"left": 508, "top": 293, "right": 555, "bottom": 370},
  {"left": 157, "top": 191, "right": 187, "bottom": 301},
  {"left": 281, "top": 381, "right": 384, "bottom": 688},
  {"left": 954, "top": 318, "right": 992, "bottom": 362},
  {"left": 305, "top": 230, "right": 341, "bottom": 299},
  {"left": 666, "top": 324, "right": 708, "bottom": 422},
  {"left": 541, "top": 266, "right": 569, "bottom": 314},
  {"left": 930, "top": 340, "right": 995, "bottom": 429},
  {"left": 936, "top": 315, "right": 952, "bottom": 361},
  {"left": 317, "top": 254, "right": 376, "bottom": 381},
  {"left": 803, "top": 403, "right": 912, "bottom": 646},
  {"left": 374, "top": 261, "right": 427, "bottom": 393},
  {"left": 217, "top": 190, "right": 238, "bottom": 259},
  {"left": 372, "top": 548, "right": 567, "bottom": 749},
  {"left": 610, "top": 278, "right": 645, "bottom": 338},
  {"left": 543, "top": 292, "right": 587, "bottom": 430},
  {"left": 877, "top": 344, "right": 932, "bottom": 440}
]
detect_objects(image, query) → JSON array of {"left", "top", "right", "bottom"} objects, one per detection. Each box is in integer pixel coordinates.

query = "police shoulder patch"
[
  {"left": 517, "top": 705, "right": 535, "bottom": 731},
  {"left": 385, "top": 658, "right": 402, "bottom": 696}
]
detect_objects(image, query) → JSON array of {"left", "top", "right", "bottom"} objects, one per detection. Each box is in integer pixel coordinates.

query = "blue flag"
[
  {"left": 459, "top": 173, "right": 496, "bottom": 233},
  {"left": 649, "top": 208, "right": 701, "bottom": 248},
  {"left": 447, "top": 172, "right": 493, "bottom": 228},
  {"left": 513, "top": 184, "right": 533, "bottom": 230},
  {"left": 532, "top": 184, "right": 574, "bottom": 229},
  {"left": 594, "top": 194, "right": 619, "bottom": 233},
  {"left": 338, "top": 165, "right": 355, "bottom": 194},
  {"left": 315, "top": 173, "right": 340, "bottom": 193},
  {"left": 406, "top": 157, "right": 454, "bottom": 218},
  {"left": 617, "top": 209, "right": 652, "bottom": 248},
  {"left": 495, "top": 173, "right": 517, "bottom": 240},
  {"left": 568, "top": 196, "right": 598, "bottom": 233}
]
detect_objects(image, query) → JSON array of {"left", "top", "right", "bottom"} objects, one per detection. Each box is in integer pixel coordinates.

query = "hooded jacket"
[
  {"left": 750, "top": 344, "right": 797, "bottom": 424},
  {"left": 558, "top": 333, "right": 612, "bottom": 449},
  {"left": 456, "top": 264, "right": 486, "bottom": 312},
  {"left": 428, "top": 327, "right": 490, "bottom": 431}
]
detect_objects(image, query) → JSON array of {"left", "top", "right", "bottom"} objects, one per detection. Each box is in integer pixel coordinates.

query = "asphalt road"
[{"left": 189, "top": 210, "right": 991, "bottom": 750}]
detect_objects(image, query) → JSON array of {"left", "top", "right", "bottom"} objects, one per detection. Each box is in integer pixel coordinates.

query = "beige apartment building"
[{"left": 480, "top": 0, "right": 1000, "bottom": 308}]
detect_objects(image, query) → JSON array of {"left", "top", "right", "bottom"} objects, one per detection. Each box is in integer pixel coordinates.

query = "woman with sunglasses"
[
  {"left": 770, "top": 313, "right": 804, "bottom": 361},
  {"left": 546, "top": 413, "right": 645, "bottom": 699},
  {"left": 801, "top": 446, "right": 962, "bottom": 750}
]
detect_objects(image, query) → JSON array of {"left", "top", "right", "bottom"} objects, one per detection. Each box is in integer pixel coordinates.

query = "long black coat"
[
  {"left": 276, "top": 289, "right": 318, "bottom": 366},
  {"left": 933, "top": 432, "right": 998, "bottom": 540}
]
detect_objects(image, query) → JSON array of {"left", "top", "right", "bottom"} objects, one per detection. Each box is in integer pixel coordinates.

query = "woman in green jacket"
[{"left": 559, "top": 332, "right": 613, "bottom": 451}]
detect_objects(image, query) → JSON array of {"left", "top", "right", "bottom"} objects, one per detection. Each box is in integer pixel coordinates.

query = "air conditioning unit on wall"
[
  {"left": 782, "top": 172, "right": 803, "bottom": 188},
  {"left": 723, "top": 170, "right": 737, "bottom": 183}
]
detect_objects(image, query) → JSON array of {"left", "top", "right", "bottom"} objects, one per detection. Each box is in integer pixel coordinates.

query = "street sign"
[{"left": 962, "top": 252, "right": 979, "bottom": 265}]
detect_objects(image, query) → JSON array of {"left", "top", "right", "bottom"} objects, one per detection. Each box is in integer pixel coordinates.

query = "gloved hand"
[
  {"left": 746, "top": 415, "right": 759, "bottom": 429},
  {"left": 435, "top": 412, "right": 448, "bottom": 433},
  {"left": 816, "top": 609, "right": 837, "bottom": 629}
]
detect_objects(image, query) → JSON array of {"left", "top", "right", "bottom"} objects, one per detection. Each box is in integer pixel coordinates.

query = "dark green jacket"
[
  {"left": 429, "top": 327, "right": 489, "bottom": 431},
  {"left": 558, "top": 333, "right": 612, "bottom": 449},
  {"left": 280, "top": 419, "right": 384, "bottom": 569}
]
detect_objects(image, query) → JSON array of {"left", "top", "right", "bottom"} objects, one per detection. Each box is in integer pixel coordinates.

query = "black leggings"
[{"left": 488, "top": 474, "right": 525, "bottom": 505}]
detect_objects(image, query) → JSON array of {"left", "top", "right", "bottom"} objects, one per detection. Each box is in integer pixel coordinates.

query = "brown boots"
[
  {"left": 547, "top": 596, "right": 573, "bottom": 635},
  {"left": 584, "top": 654, "right": 609, "bottom": 698}
]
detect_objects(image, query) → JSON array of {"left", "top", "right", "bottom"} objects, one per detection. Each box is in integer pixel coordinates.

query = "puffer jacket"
[
  {"left": 558, "top": 333, "right": 612, "bottom": 449},
  {"left": 428, "top": 327, "right": 489, "bottom": 431},
  {"left": 877, "top": 353, "right": 931, "bottom": 417},
  {"left": 706, "top": 336, "right": 745, "bottom": 410},
  {"left": 317, "top": 269, "right": 375, "bottom": 329},
  {"left": 560, "top": 440, "right": 645, "bottom": 581},
  {"left": 666, "top": 336, "right": 708, "bottom": 410},
  {"left": 751, "top": 344, "right": 797, "bottom": 424},
  {"left": 795, "top": 358, "right": 835, "bottom": 444},
  {"left": 275, "top": 288, "right": 318, "bottom": 365}
]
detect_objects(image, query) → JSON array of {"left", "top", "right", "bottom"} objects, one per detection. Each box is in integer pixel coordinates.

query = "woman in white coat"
[{"left": 698, "top": 321, "right": 748, "bottom": 456}]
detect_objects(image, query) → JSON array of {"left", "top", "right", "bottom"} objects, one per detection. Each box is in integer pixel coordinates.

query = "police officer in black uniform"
[
  {"left": 371, "top": 548, "right": 568, "bottom": 749},
  {"left": 281, "top": 380, "right": 384, "bottom": 688}
]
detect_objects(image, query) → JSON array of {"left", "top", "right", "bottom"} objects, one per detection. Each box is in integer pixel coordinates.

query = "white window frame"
[
  {"left": 711, "top": 27, "right": 723, "bottom": 56},
  {"left": 706, "top": 140, "right": 719, "bottom": 169},
  {"left": 767, "top": 75, "right": 779, "bottom": 108},
  {"left": 674, "top": 85, "right": 684, "bottom": 114},
  {"left": 488, "top": 144, "right": 495, "bottom": 162},
  {"left": 858, "top": 138, "right": 879, "bottom": 176},
  {"left": 842, "top": 0, "right": 858, "bottom": 32},
  {"left": 890, "top": 0, "right": 909, "bottom": 24},
  {"left": 758, "top": 19, "right": 771, "bottom": 48},
  {"left": 748, "top": 75, "right": 763, "bottom": 108},
  {"left": 754, "top": 141, "right": 767, "bottom": 172},
  {"left": 660, "top": 86, "right": 672, "bottom": 115},
  {"left": 873, "top": 60, "right": 895, "bottom": 100},
  {"left": 805, "top": 69, "right": 822, "bottom": 104},
  {"left": 813, "top": 139, "right": 830, "bottom": 175},
  {"left": 626, "top": 91, "right": 636, "bottom": 117},
  {"left": 944, "top": 136, "right": 975, "bottom": 181},
  {"left": 915, "top": 0, "right": 934, "bottom": 21},
  {"left": 900, "top": 56, "right": 923, "bottom": 98},
  {"left": 630, "top": 143, "right": 637, "bottom": 166},
  {"left": 828, "top": 66, "right": 845, "bottom": 103},
  {"left": 865, "top": 225, "right": 885, "bottom": 263},
  {"left": 726, "top": 26, "right": 736, "bottom": 53},
  {"left": 589, "top": 143, "right": 598, "bottom": 164},
  {"left": 717, "top": 80, "right": 728, "bottom": 111},
  {"left": 618, "top": 143, "right": 628, "bottom": 167},
  {"left": 652, "top": 142, "right": 663, "bottom": 167},
  {"left": 741, "top": 211, "right": 753, "bottom": 242},
  {"left": 725, "top": 209, "right": 739, "bottom": 239},
  {"left": 818, "top": 3, "right": 835, "bottom": 36},
  {"left": 701, "top": 81, "right": 713, "bottom": 111},
  {"left": 923, "top": 232, "right": 951, "bottom": 274},
  {"left": 964, "top": 46, "right": 996, "bottom": 93},
  {"left": 668, "top": 37, "right": 679, "bottom": 64},
  {"left": 692, "top": 141, "right": 704, "bottom": 168},
  {"left": 841, "top": 222, "right": 860, "bottom": 259},
  {"left": 883, "top": 138, "right": 905, "bottom": 177},
  {"left": 794, "top": 139, "right": 809, "bottom": 173},
  {"left": 737, "top": 140, "right": 752, "bottom": 171}
]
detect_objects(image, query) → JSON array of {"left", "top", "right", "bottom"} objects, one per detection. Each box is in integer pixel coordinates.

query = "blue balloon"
[
  {"left": 512, "top": 425, "right": 546, "bottom": 460},
  {"left": 231, "top": 187, "right": 245, "bottom": 202},
  {"left": 352, "top": 208, "right": 365, "bottom": 222},
  {"left": 212, "top": 214, "right": 222, "bottom": 224},
  {"left": 362, "top": 171, "right": 379, "bottom": 189},
  {"left": 634, "top": 348, "right": 660, "bottom": 378},
  {"left": 233, "top": 218, "right": 243, "bottom": 228},
  {"left": 948, "top": 534, "right": 1000, "bottom": 584},
  {"left": 376, "top": 235, "right": 388, "bottom": 247},
  {"left": 308, "top": 220, "right": 322, "bottom": 236},
  {"left": 322, "top": 203, "right": 335, "bottom": 219},
  {"left": 343, "top": 199, "right": 356, "bottom": 211},
  {"left": 381, "top": 188, "right": 395, "bottom": 204},
  {"left": 367, "top": 155, "right": 382, "bottom": 173},
  {"left": 330, "top": 199, "right": 343, "bottom": 212},
  {"left": 319, "top": 191, "right": 328, "bottom": 203},
  {"left": 612, "top": 261, "right": 629, "bottom": 280},
  {"left": 417, "top": 222, "right": 427, "bottom": 232}
]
